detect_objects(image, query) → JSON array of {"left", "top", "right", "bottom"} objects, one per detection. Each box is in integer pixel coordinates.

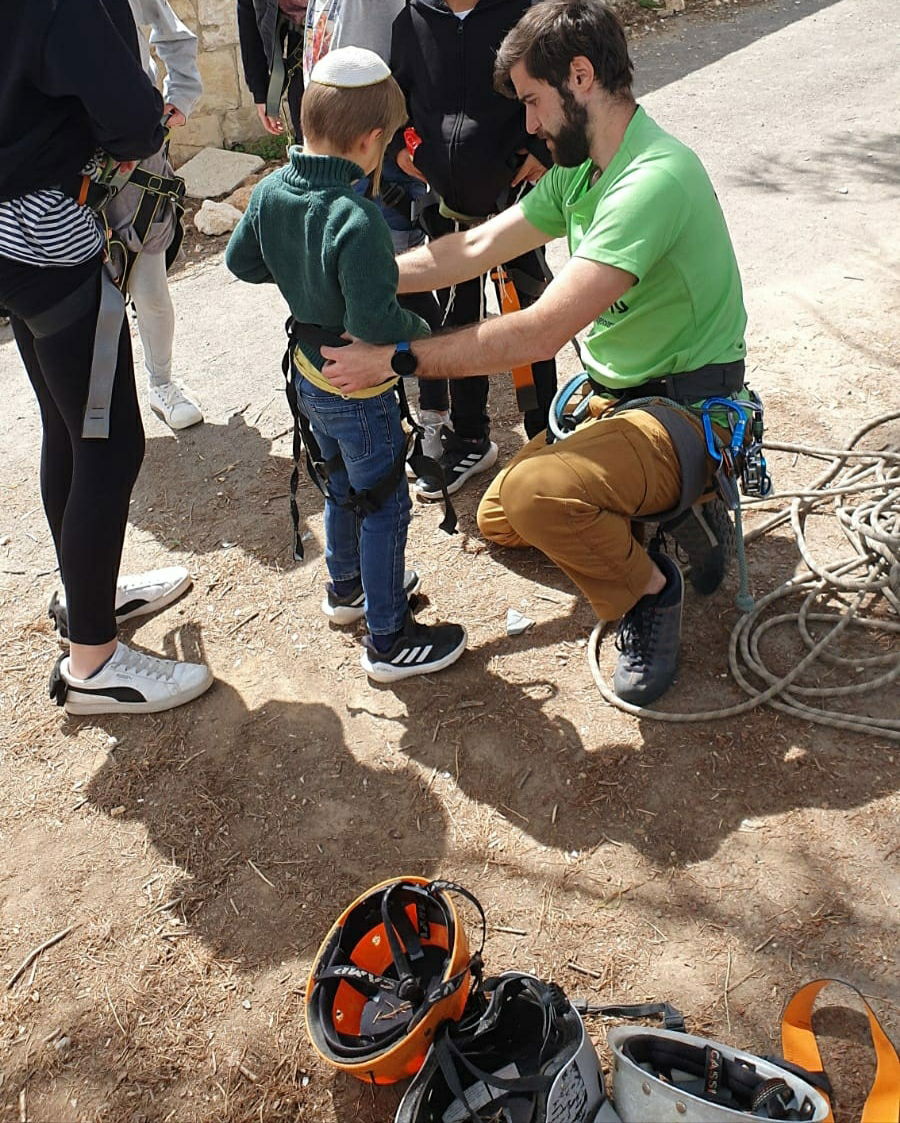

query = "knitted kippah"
[{"left": 310, "top": 47, "right": 391, "bottom": 89}]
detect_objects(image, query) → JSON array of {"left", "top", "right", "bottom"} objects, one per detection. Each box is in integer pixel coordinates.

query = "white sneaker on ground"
[
  {"left": 50, "top": 642, "right": 213, "bottom": 715},
  {"left": 407, "top": 410, "right": 451, "bottom": 477},
  {"left": 49, "top": 567, "right": 192, "bottom": 638},
  {"left": 148, "top": 381, "right": 203, "bottom": 430}
]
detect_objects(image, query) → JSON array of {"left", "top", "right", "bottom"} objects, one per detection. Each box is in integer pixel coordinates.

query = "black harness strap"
[
  {"left": 282, "top": 319, "right": 457, "bottom": 561},
  {"left": 106, "top": 165, "right": 186, "bottom": 292}
]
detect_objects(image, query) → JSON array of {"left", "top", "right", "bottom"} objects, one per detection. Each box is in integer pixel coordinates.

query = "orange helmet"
[{"left": 305, "top": 877, "right": 485, "bottom": 1085}]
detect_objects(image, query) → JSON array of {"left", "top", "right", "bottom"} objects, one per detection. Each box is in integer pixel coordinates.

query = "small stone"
[
  {"left": 506, "top": 608, "right": 535, "bottom": 636},
  {"left": 194, "top": 199, "right": 242, "bottom": 236},
  {"left": 837, "top": 186, "right": 849, "bottom": 194},
  {"left": 109, "top": 806, "right": 126, "bottom": 817},
  {"left": 242, "top": 999, "right": 252, "bottom": 1010}
]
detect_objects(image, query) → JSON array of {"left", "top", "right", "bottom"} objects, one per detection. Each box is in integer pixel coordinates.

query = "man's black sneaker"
[
  {"left": 414, "top": 428, "right": 498, "bottom": 500},
  {"left": 613, "top": 551, "right": 684, "bottom": 706},
  {"left": 321, "top": 568, "right": 421, "bottom": 624},
  {"left": 361, "top": 613, "right": 467, "bottom": 682},
  {"left": 660, "top": 498, "right": 734, "bottom": 595}
]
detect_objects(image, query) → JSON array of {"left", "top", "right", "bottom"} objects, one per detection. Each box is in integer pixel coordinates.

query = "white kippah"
[{"left": 310, "top": 47, "right": 391, "bottom": 89}]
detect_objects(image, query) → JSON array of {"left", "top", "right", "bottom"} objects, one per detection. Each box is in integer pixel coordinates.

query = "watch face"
[{"left": 392, "top": 347, "right": 417, "bottom": 376}]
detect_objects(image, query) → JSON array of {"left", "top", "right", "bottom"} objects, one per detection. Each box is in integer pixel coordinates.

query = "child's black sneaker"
[
  {"left": 322, "top": 569, "right": 421, "bottom": 624},
  {"left": 361, "top": 613, "right": 467, "bottom": 682},
  {"left": 414, "top": 428, "right": 498, "bottom": 500}
]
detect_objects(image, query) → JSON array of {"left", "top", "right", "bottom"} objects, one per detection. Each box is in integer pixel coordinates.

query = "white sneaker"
[
  {"left": 407, "top": 410, "right": 451, "bottom": 477},
  {"left": 49, "top": 567, "right": 192, "bottom": 637},
  {"left": 148, "top": 381, "right": 203, "bottom": 430},
  {"left": 50, "top": 642, "right": 213, "bottom": 715}
]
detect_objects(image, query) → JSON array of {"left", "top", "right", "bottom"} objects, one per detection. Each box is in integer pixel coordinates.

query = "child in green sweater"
[{"left": 226, "top": 47, "right": 466, "bottom": 681}]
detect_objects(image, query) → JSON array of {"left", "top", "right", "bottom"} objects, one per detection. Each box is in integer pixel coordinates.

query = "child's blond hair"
[{"left": 301, "top": 76, "right": 408, "bottom": 194}]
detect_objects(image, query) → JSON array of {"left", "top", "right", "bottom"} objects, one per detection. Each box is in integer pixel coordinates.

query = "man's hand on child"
[
  {"left": 395, "top": 148, "right": 428, "bottom": 184},
  {"left": 511, "top": 151, "right": 547, "bottom": 187},
  {"left": 256, "top": 103, "right": 284, "bottom": 135},
  {"left": 321, "top": 342, "right": 393, "bottom": 395}
]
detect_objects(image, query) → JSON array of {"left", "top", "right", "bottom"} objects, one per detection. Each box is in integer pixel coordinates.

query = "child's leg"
[
  {"left": 439, "top": 275, "right": 490, "bottom": 441},
  {"left": 501, "top": 245, "right": 559, "bottom": 438},
  {"left": 128, "top": 251, "right": 174, "bottom": 387},
  {"left": 130, "top": 250, "right": 203, "bottom": 430},
  {"left": 295, "top": 380, "right": 410, "bottom": 636}
]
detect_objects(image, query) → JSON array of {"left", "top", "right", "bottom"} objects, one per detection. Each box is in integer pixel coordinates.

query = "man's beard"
[{"left": 544, "top": 87, "right": 590, "bottom": 167}]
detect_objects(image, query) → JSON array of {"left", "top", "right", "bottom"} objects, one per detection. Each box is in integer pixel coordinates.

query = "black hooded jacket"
[
  {"left": 0, "top": 0, "right": 164, "bottom": 202},
  {"left": 390, "top": 0, "right": 550, "bottom": 218}
]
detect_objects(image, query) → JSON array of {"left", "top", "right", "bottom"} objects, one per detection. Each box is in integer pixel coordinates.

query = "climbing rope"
[{"left": 588, "top": 411, "right": 900, "bottom": 738}]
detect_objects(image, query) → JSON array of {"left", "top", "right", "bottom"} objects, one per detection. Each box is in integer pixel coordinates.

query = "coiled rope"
[{"left": 587, "top": 411, "right": 900, "bottom": 739}]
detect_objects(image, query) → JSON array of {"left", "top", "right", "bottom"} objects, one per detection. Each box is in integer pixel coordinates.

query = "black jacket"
[
  {"left": 237, "top": 0, "right": 283, "bottom": 104},
  {"left": 390, "top": 0, "right": 550, "bottom": 218},
  {"left": 0, "top": 0, "right": 164, "bottom": 202}
]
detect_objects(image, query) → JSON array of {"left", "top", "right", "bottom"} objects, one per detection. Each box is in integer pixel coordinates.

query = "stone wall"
[{"left": 167, "top": 0, "right": 262, "bottom": 164}]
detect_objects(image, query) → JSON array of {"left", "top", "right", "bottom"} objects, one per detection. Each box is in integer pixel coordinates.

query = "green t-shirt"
[{"left": 520, "top": 106, "right": 747, "bottom": 389}]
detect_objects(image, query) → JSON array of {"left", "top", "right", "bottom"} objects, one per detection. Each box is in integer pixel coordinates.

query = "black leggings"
[
  {"left": 0, "top": 253, "right": 144, "bottom": 644},
  {"left": 416, "top": 206, "right": 558, "bottom": 441}
]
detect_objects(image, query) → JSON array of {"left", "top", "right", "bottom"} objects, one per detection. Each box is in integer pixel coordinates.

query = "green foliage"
[{"left": 231, "top": 133, "right": 292, "bottom": 163}]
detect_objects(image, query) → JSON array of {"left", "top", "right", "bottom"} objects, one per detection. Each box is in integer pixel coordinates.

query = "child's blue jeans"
[{"left": 294, "top": 373, "right": 411, "bottom": 637}]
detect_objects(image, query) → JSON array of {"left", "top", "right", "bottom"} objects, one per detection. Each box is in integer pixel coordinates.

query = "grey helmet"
[
  {"left": 607, "top": 1026, "right": 831, "bottom": 1122},
  {"left": 395, "top": 972, "right": 610, "bottom": 1123}
]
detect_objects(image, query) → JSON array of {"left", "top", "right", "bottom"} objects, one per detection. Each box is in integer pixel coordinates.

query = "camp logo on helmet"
[{"left": 305, "top": 876, "right": 486, "bottom": 1086}]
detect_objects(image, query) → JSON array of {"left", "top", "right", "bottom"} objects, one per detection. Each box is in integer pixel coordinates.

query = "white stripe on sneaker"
[{"left": 415, "top": 646, "right": 433, "bottom": 663}]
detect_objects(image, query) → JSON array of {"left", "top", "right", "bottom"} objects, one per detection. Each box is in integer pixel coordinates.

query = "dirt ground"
[{"left": 1, "top": 1, "right": 898, "bottom": 1122}]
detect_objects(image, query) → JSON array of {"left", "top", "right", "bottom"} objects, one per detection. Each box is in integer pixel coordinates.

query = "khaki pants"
[{"left": 476, "top": 408, "right": 687, "bottom": 621}]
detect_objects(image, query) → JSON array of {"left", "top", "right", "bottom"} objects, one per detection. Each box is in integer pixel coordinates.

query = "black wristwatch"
[{"left": 391, "top": 341, "right": 418, "bottom": 377}]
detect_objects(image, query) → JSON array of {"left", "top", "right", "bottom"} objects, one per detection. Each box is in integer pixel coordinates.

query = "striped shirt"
[{"left": 0, "top": 189, "right": 103, "bottom": 267}]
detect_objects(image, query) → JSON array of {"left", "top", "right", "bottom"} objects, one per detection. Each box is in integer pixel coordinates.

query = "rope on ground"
[{"left": 587, "top": 410, "right": 900, "bottom": 739}]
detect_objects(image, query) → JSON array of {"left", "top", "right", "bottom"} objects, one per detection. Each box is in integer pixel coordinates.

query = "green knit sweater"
[{"left": 225, "top": 148, "right": 430, "bottom": 371}]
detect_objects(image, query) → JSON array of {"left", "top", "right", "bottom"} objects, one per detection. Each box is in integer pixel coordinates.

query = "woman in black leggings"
[{"left": 0, "top": 0, "right": 212, "bottom": 715}]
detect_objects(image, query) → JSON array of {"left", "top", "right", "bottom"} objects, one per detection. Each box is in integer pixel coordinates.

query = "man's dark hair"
[{"left": 495, "top": 0, "right": 633, "bottom": 99}]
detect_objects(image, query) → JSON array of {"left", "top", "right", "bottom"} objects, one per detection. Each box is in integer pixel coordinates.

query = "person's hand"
[
  {"left": 320, "top": 341, "right": 394, "bottom": 395},
  {"left": 256, "top": 103, "right": 284, "bottom": 135},
  {"left": 163, "top": 103, "right": 187, "bottom": 128},
  {"left": 511, "top": 150, "right": 547, "bottom": 187},
  {"left": 395, "top": 147, "right": 428, "bottom": 184}
]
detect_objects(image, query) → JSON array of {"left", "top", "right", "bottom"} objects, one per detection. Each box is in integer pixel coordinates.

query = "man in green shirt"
[{"left": 320, "top": 0, "right": 748, "bottom": 705}]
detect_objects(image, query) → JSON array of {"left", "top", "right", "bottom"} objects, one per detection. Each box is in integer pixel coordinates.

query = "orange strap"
[
  {"left": 489, "top": 264, "right": 537, "bottom": 412},
  {"left": 781, "top": 978, "right": 899, "bottom": 1123}
]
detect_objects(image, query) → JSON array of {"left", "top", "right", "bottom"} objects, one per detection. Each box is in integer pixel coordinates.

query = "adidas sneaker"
[{"left": 361, "top": 613, "right": 467, "bottom": 682}]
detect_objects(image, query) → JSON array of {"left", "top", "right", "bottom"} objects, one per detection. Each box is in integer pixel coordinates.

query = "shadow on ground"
[
  {"left": 82, "top": 626, "right": 450, "bottom": 969},
  {"left": 130, "top": 415, "right": 314, "bottom": 568}
]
